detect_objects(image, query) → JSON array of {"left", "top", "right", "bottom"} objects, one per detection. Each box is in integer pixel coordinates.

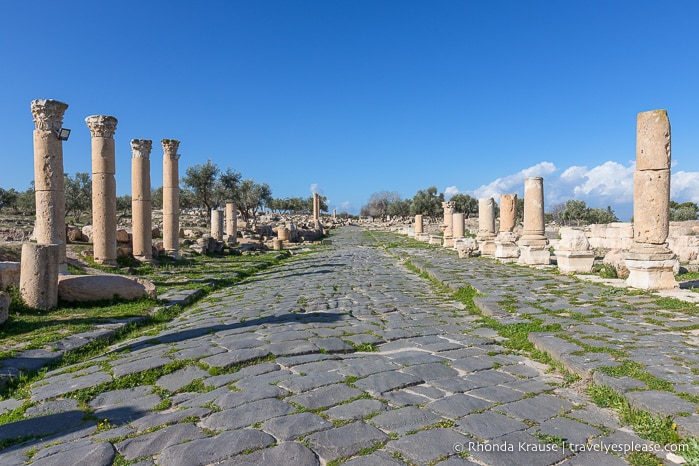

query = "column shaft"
[
  {"left": 162, "top": 140, "right": 181, "bottom": 258},
  {"left": 131, "top": 139, "right": 152, "bottom": 261}
]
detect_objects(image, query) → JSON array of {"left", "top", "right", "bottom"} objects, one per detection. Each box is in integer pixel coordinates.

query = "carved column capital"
[
  {"left": 131, "top": 139, "right": 153, "bottom": 158},
  {"left": 31, "top": 99, "right": 69, "bottom": 132},
  {"left": 85, "top": 115, "right": 118, "bottom": 138},
  {"left": 161, "top": 139, "right": 180, "bottom": 159}
]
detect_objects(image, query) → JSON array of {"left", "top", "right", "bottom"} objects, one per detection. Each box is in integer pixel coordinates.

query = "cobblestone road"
[{"left": 0, "top": 226, "right": 687, "bottom": 465}]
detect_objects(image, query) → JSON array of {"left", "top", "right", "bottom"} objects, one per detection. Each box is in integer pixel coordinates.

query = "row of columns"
[
  {"left": 24, "top": 98, "right": 188, "bottom": 309},
  {"left": 413, "top": 110, "right": 676, "bottom": 290}
]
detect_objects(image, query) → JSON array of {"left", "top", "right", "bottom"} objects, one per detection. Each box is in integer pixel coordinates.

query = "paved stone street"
[{"left": 0, "top": 226, "right": 695, "bottom": 465}]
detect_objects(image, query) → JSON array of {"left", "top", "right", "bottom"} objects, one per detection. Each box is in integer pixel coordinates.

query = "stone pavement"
[{"left": 0, "top": 226, "right": 693, "bottom": 465}]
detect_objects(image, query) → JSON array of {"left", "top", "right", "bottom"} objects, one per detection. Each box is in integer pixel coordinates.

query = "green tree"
[
  {"left": 64, "top": 172, "right": 92, "bottom": 224},
  {"left": 561, "top": 199, "right": 588, "bottom": 226},
  {"left": 361, "top": 191, "right": 401, "bottom": 218},
  {"left": 387, "top": 198, "right": 411, "bottom": 218},
  {"left": 215, "top": 167, "right": 242, "bottom": 208},
  {"left": 670, "top": 200, "right": 699, "bottom": 221},
  {"left": 410, "top": 186, "right": 444, "bottom": 219},
  {"left": 182, "top": 159, "right": 220, "bottom": 217},
  {"left": 515, "top": 197, "right": 525, "bottom": 223},
  {"left": 449, "top": 193, "right": 478, "bottom": 218},
  {"left": 587, "top": 206, "right": 619, "bottom": 224},
  {"left": 116, "top": 194, "right": 132, "bottom": 222},
  {"left": 232, "top": 179, "right": 272, "bottom": 227},
  {"left": 151, "top": 186, "right": 163, "bottom": 210},
  {"left": 15, "top": 186, "right": 35, "bottom": 215},
  {"left": 0, "top": 188, "right": 18, "bottom": 213}
]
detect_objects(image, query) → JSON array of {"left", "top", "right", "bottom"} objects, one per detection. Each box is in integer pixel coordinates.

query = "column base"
[
  {"left": 624, "top": 245, "right": 678, "bottom": 289},
  {"left": 556, "top": 250, "right": 595, "bottom": 273},
  {"left": 478, "top": 239, "right": 497, "bottom": 256},
  {"left": 494, "top": 232, "right": 520, "bottom": 260},
  {"left": 518, "top": 245, "right": 551, "bottom": 265},
  {"left": 442, "top": 236, "right": 454, "bottom": 248},
  {"left": 416, "top": 233, "right": 430, "bottom": 242}
]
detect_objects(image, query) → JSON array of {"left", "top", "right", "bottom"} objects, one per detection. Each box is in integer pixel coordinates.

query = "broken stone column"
[
  {"left": 452, "top": 213, "right": 465, "bottom": 240},
  {"left": 211, "top": 209, "right": 224, "bottom": 241},
  {"left": 20, "top": 243, "right": 59, "bottom": 310},
  {"left": 518, "top": 177, "right": 550, "bottom": 265},
  {"left": 625, "top": 110, "right": 678, "bottom": 289},
  {"left": 86, "top": 115, "right": 118, "bottom": 266},
  {"left": 555, "top": 227, "right": 595, "bottom": 273},
  {"left": 494, "top": 194, "right": 520, "bottom": 260},
  {"left": 162, "top": 139, "right": 181, "bottom": 258},
  {"left": 442, "top": 202, "right": 455, "bottom": 248},
  {"left": 31, "top": 99, "right": 68, "bottom": 273},
  {"left": 333, "top": 208, "right": 337, "bottom": 219},
  {"left": 476, "top": 197, "right": 497, "bottom": 255},
  {"left": 414, "top": 215, "right": 424, "bottom": 235},
  {"left": 131, "top": 139, "right": 153, "bottom": 262},
  {"left": 225, "top": 203, "right": 238, "bottom": 244}
]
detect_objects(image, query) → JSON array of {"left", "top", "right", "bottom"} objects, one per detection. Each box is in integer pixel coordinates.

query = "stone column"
[
  {"left": 20, "top": 243, "right": 59, "bottom": 310},
  {"left": 476, "top": 197, "right": 497, "bottom": 255},
  {"left": 441, "top": 202, "right": 455, "bottom": 247},
  {"left": 31, "top": 99, "right": 68, "bottom": 273},
  {"left": 211, "top": 209, "right": 224, "bottom": 241},
  {"left": 333, "top": 208, "right": 337, "bottom": 219},
  {"left": 452, "top": 213, "right": 465, "bottom": 239},
  {"left": 414, "top": 214, "right": 424, "bottom": 236},
  {"left": 225, "top": 202, "right": 238, "bottom": 244},
  {"left": 131, "top": 139, "right": 153, "bottom": 262},
  {"left": 162, "top": 139, "right": 181, "bottom": 258},
  {"left": 494, "top": 194, "right": 520, "bottom": 260},
  {"left": 518, "top": 177, "right": 550, "bottom": 265},
  {"left": 625, "top": 110, "right": 678, "bottom": 289},
  {"left": 86, "top": 115, "right": 118, "bottom": 266}
]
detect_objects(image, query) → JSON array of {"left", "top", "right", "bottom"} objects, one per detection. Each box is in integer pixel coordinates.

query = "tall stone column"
[
  {"left": 162, "top": 139, "right": 181, "bottom": 258},
  {"left": 31, "top": 99, "right": 68, "bottom": 273},
  {"left": 476, "top": 197, "right": 497, "bottom": 255},
  {"left": 518, "top": 177, "right": 550, "bottom": 265},
  {"left": 494, "top": 194, "right": 520, "bottom": 260},
  {"left": 86, "top": 115, "right": 118, "bottom": 266},
  {"left": 226, "top": 202, "right": 238, "bottom": 244},
  {"left": 442, "top": 202, "right": 455, "bottom": 247},
  {"left": 625, "top": 110, "right": 678, "bottom": 289},
  {"left": 211, "top": 209, "right": 224, "bottom": 241},
  {"left": 131, "top": 139, "right": 153, "bottom": 262}
]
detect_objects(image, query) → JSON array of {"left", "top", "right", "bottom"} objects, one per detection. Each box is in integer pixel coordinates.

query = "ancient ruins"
[{"left": 131, "top": 139, "right": 153, "bottom": 262}]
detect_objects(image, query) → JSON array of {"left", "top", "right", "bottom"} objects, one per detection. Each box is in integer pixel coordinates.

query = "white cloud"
[
  {"left": 340, "top": 201, "right": 352, "bottom": 210},
  {"left": 310, "top": 183, "right": 323, "bottom": 195},
  {"left": 671, "top": 171, "right": 699, "bottom": 202},
  {"left": 444, "top": 186, "right": 460, "bottom": 199},
  {"left": 471, "top": 161, "right": 557, "bottom": 200}
]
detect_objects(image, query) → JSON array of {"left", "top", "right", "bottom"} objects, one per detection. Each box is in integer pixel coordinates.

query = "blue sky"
[{"left": 2, "top": 1, "right": 699, "bottom": 220}]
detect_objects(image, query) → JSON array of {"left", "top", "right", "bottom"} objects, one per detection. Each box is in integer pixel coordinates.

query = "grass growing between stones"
[
  {"left": 597, "top": 361, "right": 674, "bottom": 391},
  {"left": 587, "top": 383, "right": 680, "bottom": 445}
]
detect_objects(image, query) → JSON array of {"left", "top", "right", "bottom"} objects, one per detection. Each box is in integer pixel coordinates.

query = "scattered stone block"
[{"left": 57, "top": 274, "right": 157, "bottom": 302}]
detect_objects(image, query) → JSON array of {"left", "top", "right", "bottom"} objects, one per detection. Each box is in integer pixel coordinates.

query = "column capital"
[
  {"left": 131, "top": 139, "right": 153, "bottom": 158},
  {"left": 162, "top": 139, "right": 180, "bottom": 158},
  {"left": 31, "top": 99, "right": 69, "bottom": 132},
  {"left": 85, "top": 115, "right": 118, "bottom": 138}
]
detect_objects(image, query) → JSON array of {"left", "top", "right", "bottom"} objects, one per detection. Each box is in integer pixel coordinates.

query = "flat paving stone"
[
  {"left": 30, "top": 441, "right": 116, "bottom": 466},
  {"left": 155, "top": 365, "right": 209, "bottom": 392},
  {"left": 386, "top": 428, "right": 470, "bottom": 465},
  {"left": 457, "top": 411, "right": 529, "bottom": 440},
  {"left": 466, "top": 430, "right": 569, "bottom": 466},
  {"left": 624, "top": 390, "right": 697, "bottom": 416},
  {"left": 219, "top": 442, "right": 320, "bottom": 466},
  {"left": 286, "top": 383, "right": 363, "bottom": 410},
  {"left": 116, "top": 423, "right": 207, "bottom": 460},
  {"left": 324, "top": 399, "right": 388, "bottom": 420},
  {"left": 353, "top": 370, "right": 423, "bottom": 395},
  {"left": 496, "top": 394, "right": 575, "bottom": 423},
  {"left": 200, "top": 398, "right": 295, "bottom": 431},
  {"left": 370, "top": 406, "right": 443, "bottom": 435},
  {"left": 426, "top": 394, "right": 493, "bottom": 419},
  {"left": 261, "top": 412, "right": 333, "bottom": 441},
  {"left": 305, "top": 421, "right": 390, "bottom": 463},
  {"left": 157, "top": 429, "right": 275, "bottom": 466}
]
